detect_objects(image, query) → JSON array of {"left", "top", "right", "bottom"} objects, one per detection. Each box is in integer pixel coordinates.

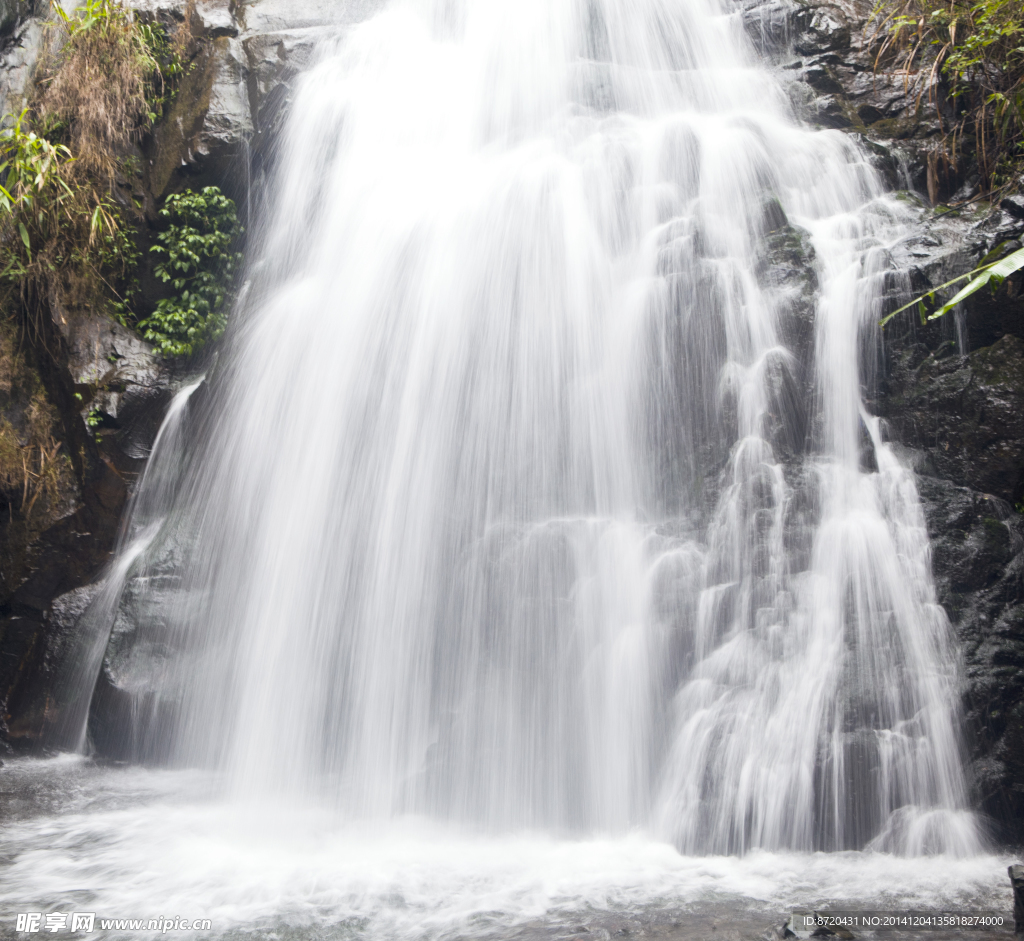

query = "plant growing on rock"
[
  {"left": 873, "top": 0, "right": 1024, "bottom": 192},
  {"left": 0, "top": 110, "right": 75, "bottom": 257},
  {"left": 0, "top": 322, "right": 75, "bottom": 536},
  {"left": 140, "top": 187, "right": 243, "bottom": 358},
  {"left": 0, "top": 0, "right": 196, "bottom": 355},
  {"left": 44, "top": 0, "right": 160, "bottom": 185}
]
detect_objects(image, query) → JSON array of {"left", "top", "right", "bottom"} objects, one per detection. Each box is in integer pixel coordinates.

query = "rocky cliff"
[{"left": 745, "top": 0, "right": 1024, "bottom": 841}]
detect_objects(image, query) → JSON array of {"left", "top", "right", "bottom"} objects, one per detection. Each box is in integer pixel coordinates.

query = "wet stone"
[{"left": 1010, "top": 865, "right": 1024, "bottom": 933}]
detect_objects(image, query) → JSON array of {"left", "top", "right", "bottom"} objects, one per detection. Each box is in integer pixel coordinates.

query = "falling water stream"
[{"left": 1, "top": 0, "right": 1017, "bottom": 936}]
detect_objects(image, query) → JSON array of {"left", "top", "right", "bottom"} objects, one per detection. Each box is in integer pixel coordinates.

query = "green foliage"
[
  {"left": 135, "top": 17, "right": 194, "bottom": 123},
  {"left": 0, "top": 0, "right": 200, "bottom": 358},
  {"left": 0, "top": 110, "right": 73, "bottom": 214},
  {"left": 85, "top": 406, "right": 104, "bottom": 442},
  {"left": 0, "top": 109, "right": 77, "bottom": 286},
  {"left": 0, "top": 110, "right": 74, "bottom": 263},
  {"left": 53, "top": 0, "right": 136, "bottom": 34},
  {"left": 874, "top": 0, "right": 1024, "bottom": 190},
  {"left": 0, "top": 109, "right": 137, "bottom": 318},
  {"left": 139, "top": 187, "right": 243, "bottom": 358},
  {"left": 880, "top": 242, "right": 1024, "bottom": 327}
]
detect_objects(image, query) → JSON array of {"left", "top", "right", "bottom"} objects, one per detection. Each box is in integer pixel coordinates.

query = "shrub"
[{"left": 139, "top": 187, "right": 242, "bottom": 358}]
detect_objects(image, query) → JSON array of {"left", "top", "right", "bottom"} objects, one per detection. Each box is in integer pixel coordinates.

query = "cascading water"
[
  {"left": 35, "top": 0, "right": 981, "bottom": 877},
  {"left": 45, "top": 379, "right": 204, "bottom": 754}
]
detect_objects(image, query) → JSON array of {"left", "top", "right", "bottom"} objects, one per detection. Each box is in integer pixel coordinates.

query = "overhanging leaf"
[{"left": 927, "top": 246, "right": 1024, "bottom": 319}]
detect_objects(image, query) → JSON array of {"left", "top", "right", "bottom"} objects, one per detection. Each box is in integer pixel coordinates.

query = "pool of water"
[{"left": 0, "top": 757, "right": 1016, "bottom": 940}]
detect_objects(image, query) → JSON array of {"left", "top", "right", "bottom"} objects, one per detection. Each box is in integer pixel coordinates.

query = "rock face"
[
  {"left": 916, "top": 478, "right": 1024, "bottom": 837},
  {"left": 880, "top": 318, "right": 1024, "bottom": 839},
  {"left": 883, "top": 333, "right": 1024, "bottom": 504},
  {"left": 0, "top": 1, "right": 43, "bottom": 117},
  {"left": 743, "top": 0, "right": 970, "bottom": 198},
  {"left": 133, "top": 0, "right": 384, "bottom": 203},
  {"left": 0, "top": 0, "right": 387, "bottom": 751},
  {"left": 859, "top": 174, "right": 1024, "bottom": 845},
  {"left": 744, "top": 0, "right": 1024, "bottom": 845}
]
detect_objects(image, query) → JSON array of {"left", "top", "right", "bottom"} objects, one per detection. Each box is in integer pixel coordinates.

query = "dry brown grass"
[
  {"left": 38, "top": 4, "right": 154, "bottom": 186},
  {"left": 0, "top": 320, "right": 74, "bottom": 521},
  {"left": 37, "top": 0, "right": 198, "bottom": 183}
]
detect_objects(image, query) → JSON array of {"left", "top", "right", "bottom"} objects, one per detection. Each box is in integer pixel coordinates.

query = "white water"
[
  {"left": 5, "top": 0, "right": 996, "bottom": 931},
  {"left": 46, "top": 379, "right": 204, "bottom": 753},
  {"left": 0, "top": 759, "right": 1012, "bottom": 940}
]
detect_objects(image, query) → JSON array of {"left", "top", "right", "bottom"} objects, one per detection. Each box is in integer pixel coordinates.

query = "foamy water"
[{"left": 0, "top": 759, "right": 1014, "bottom": 939}]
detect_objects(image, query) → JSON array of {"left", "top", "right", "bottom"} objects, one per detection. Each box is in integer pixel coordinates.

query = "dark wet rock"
[
  {"left": 0, "top": 452, "right": 129, "bottom": 748},
  {"left": 739, "top": 0, "right": 794, "bottom": 59},
  {"left": 1001, "top": 197, "right": 1024, "bottom": 222},
  {"left": 784, "top": 912, "right": 817, "bottom": 939},
  {"left": 876, "top": 201, "right": 1024, "bottom": 498},
  {"left": 761, "top": 218, "right": 818, "bottom": 363},
  {"left": 1010, "top": 864, "right": 1024, "bottom": 932},
  {"left": 756, "top": 217, "right": 816, "bottom": 462},
  {"left": 873, "top": 199, "right": 1024, "bottom": 841},
  {"left": 772, "top": 912, "right": 855, "bottom": 940},
  {"left": 879, "top": 334, "right": 1024, "bottom": 505},
  {"left": 913, "top": 476, "right": 1024, "bottom": 837},
  {"left": 738, "top": 0, "right": 965, "bottom": 198}
]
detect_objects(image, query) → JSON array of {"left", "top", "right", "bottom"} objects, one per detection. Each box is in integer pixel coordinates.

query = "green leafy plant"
[
  {"left": 85, "top": 406, "right": 104, "bottom": 442},
  {"left": 0, "top": 110, "right": 74, "bottom": 215},
  {"left": 0, "top": 108, "right": 136, "bottom": 329},
  {"left": 137, "top": 20, "right": 192, "bottom": 121},
  {"left": 139, "top": 187, "right": 243, "bottom": 358},
  {"left": 880, "top": 242, "right": 1024, "bottom": 326},
  {"left": 0, "top": 110, "right": 74, "bottom": 271}
]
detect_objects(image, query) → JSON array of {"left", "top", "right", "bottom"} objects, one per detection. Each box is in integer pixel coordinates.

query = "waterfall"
[
  {"left": 73, "top": 0, "right": 979, "bottom": 855},
  {"left": 45, "top": 378, "right": 204, "bottom": 754}
]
